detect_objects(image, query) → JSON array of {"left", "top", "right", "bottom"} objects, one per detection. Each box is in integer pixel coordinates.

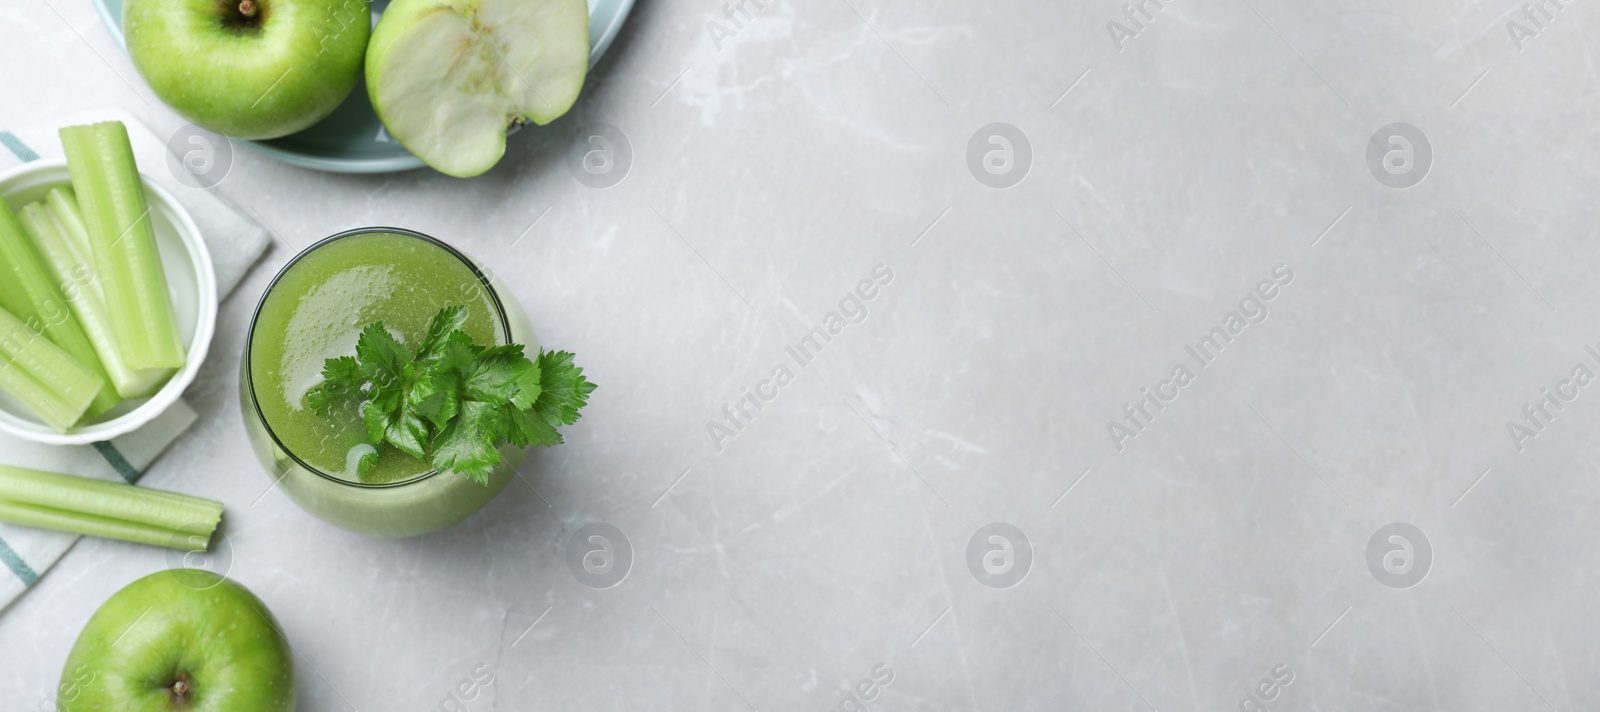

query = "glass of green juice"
[{"left": 240, "top": 228, "right": 537, "bottom": 537}]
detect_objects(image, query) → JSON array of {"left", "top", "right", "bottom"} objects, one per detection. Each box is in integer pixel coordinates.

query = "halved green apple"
[{"left": 367, "top": 0, "right": 589, "bottom": 177}]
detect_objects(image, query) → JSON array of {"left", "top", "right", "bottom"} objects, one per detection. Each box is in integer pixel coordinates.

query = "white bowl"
[{"left": 0, "top": 159, "right": 216, "bottom": 444}]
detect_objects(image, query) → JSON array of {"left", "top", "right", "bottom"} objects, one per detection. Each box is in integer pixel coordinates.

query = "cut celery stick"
[
  {"left": 45, "top": 188, "right": 173, "bottom": 395},
  {"left": 0, "top": 500, "right": 208, "bottom": 550},
  {"left": 0, "top": 359, "right": 88, "bottom": 433},
  {"left": 0, "top": 303, "right": 103, "bottom": 431},
  {"left": 26, "top": 193, "right": 173, "bottom": 398},
  {"left": 46, "top": 188, "right": 93, "bottom": 256},
  {"left": 59, "top": 121, "right": 186, "bottom": 371},
  {"left": 0, "top": 463, "right": 220, "bottom": 550},
  {"left": 0, "top": 463, "right": 222, "bottom": 533},
  {"left": 0, "top": 199, "right": 118, "bottom": 417}
]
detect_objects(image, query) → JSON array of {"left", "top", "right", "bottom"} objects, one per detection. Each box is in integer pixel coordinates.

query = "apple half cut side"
[{"left": 366, "top": 0, "right": 590, "bottom": 177}]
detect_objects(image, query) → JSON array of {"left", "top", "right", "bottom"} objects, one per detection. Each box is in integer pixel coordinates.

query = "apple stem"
[
  {"left": 238, "top": 0, "right": 257, "bottom": 17},
  {"left": 172, "top": 680, "right": 189, "bottom": 696}
]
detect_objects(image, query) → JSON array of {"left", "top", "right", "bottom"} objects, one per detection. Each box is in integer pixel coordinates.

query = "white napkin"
[{"left": 0, "top": 108, "right": 269, "bottom": 613}]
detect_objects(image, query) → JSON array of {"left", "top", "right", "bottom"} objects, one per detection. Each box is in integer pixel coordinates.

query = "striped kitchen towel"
[{"left": 0, "top": 107, "right": 270, "bottom": 613}]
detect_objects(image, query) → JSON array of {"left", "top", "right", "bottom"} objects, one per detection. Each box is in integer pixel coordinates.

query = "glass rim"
[{"left": 242, "top": 226, "right": 512, "bottom": 489}]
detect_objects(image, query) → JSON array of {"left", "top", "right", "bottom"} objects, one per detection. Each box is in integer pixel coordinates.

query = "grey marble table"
[{"left": 4, "top": 0, "right": 1600, "bottom": 709}]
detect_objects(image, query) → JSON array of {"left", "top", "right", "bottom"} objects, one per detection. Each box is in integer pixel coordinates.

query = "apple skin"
[
  {"left": 59, "top": 569, "right": 295, "bottom": 712},
  {"left": 125, "top": 0, "right": 371, "bottom": 139}
]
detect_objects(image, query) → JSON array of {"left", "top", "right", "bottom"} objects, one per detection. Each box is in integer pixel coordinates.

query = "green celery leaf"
[
  {"left": 465, "top": 345, "right": 531, "bottom": 405},
  {"left": 504, "top": 403, "right": 561, "bottom": 448},
  {"left": 533, "top": 350, "right": 596, "bottom": 427},
  {"left": 305, "top": 356, "right": 363, "bottom": 415},
  {"left": 308, "top": 308, "right": 596, "bottom": 487},
  {"left": 386, "top": 407, "right": 430, "bottom": 462},
  {"left": 409, "top": 369, "right": 461, "bottom": 429},
  {"left": 510, "top": 355, "right": 542, "bottom": 411},
  {"left": 415, "top": 305, "right": 467, "bottom": 363},
  {"left": 362, "top": 388, "right": 401, "bottom": 446},
  {"left": 357, "top": 322, "right": 411, "bottom": 389},
  {"left": 433, "top": 400, "right": 504, "bottom": 484},
  {"left": 362, "top": 399, "right": 391, "bottom": 446},
  {"left": 356, "top": 450, "right": 380, "bottom": 481},
  {"left": 434, "top": 331, "right": 478, "bottom": 375}
]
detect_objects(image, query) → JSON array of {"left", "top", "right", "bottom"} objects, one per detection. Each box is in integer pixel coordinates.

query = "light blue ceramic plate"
[{"left": 93, "top": 0, "right": 634, "bottom": 173}]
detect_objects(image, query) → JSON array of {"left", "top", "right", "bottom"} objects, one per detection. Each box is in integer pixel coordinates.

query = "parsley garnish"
[{"left": 304, "top": 306, "right": 596, "bottom": 484}]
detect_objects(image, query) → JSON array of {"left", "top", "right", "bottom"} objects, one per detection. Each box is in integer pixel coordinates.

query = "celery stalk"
[
  {"left": 25, "top": 192, "right": 173, "bottom": 398},
  {"left": 59, "top": 121, "right": 186, "bottom": 371},
  {"left": 0, "top": 304, "right": 103, "bottom": 431},
  {"left": 0, "top": 360, "right": 89, "bottom": 433},
  {"left": 0, "top": 501, "right": 208, "bottom": 551},
  {"left": 0, "top": 463, "right": 221, "bottom": 533},
  {"left": 0, "top": 199, "right": 118, "bottom": 417},
  {"left": 46, "top": 188, "right": 93, "bottom": 256},
  {"left": 0, "top": 464, "right": 220, "bottom": 550}
]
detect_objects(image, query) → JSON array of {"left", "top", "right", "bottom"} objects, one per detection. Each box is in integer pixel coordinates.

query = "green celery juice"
[{"left": 248, "top": 232, "right": 503, "bottom": 484}]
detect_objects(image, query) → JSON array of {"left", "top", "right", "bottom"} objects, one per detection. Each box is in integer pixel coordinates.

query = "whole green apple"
[
  {"left": 125, "top": 0, "right": 371, "bottom": 139},
  {"left": 58, "top": 569, "right": 295, "bottom": 712}
]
